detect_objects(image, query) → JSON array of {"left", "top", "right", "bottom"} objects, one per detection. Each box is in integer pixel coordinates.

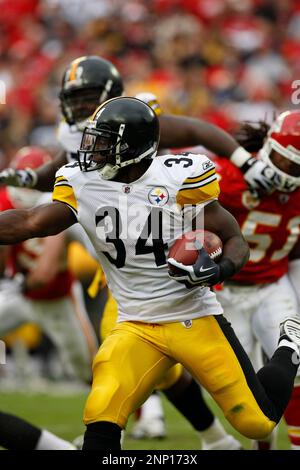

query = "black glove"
[
  {"left": 168, "top": 239, "right": 236, "bottom": 288},
  {"left": 168, "top": 243, "right": 218, "bottom": 288}
]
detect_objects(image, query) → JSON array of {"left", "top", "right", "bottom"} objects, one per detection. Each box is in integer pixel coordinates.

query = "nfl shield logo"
[{"left": 122, "top": 185, "right": 132, "bottom": 194}]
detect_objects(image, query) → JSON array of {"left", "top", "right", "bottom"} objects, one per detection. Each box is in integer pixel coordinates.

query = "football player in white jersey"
[
  {"left": 0, "top": 97, "right": 299, "bottom": 450},
  {"left": 86, "top": 91, "right": 242, "bottom": 448},
  {"left": 43, "top": 55, "right": 251, "bottom": 448}
]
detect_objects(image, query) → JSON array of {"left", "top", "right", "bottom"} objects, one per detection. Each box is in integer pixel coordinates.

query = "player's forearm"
[
  {"left": 221, "top": 234, "right": 250, "bottom": 275},
  {"left": 186, "top": 119, "right": 239, "bottom": 157},
  {"left": 159, "top": 115, "right": 239, "bottom": 157},
  {"left": 204, "top": 201, "right": 249, "bottom": 277},
  {"left": 34, "top": 160, "right": 60, "bottom": 191},
  {"left": 0, "top": 209, "right": 36, "bottom": 244},
  {"left": 0, "top": 202, "right": 76, "bottom": 245},
  {"left": 0, "top": 204, "right": 64, "bottom": 243},
  {"left": 34, "top": 152, "right": 67, "bottom": 191}
]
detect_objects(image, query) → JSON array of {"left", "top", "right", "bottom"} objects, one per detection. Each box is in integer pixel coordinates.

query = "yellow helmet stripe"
[{"left": 69, "top": 56, "right": 87, "bottom": 81}]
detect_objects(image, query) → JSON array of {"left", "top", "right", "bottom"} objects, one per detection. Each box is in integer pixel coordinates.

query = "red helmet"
[
  {"left": 11, "top": 146, "right": 51, "bottom": 170},
  {"left": 260, "top": 110, "right": 300, "bottom": 192},
  {"left": 8, "top": 147, "right": 52, "bottom": 209}
]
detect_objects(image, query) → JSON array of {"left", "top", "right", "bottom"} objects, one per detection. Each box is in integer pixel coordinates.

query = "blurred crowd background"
[{"left": 0, "top": 0, "right": 299, "bottom": 167}]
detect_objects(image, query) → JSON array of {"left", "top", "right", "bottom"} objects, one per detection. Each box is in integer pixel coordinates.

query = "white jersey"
[
  {"left": 52, "top": 153, "right": 223, "bottom": 323},
  {"left": 56, "top": 120, "right": 83, "bottom": 162}
]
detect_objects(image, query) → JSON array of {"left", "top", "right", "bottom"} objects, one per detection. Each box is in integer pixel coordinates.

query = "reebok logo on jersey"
[
  {"left": 202, "top": 160, "right": 214, "bottom": 171},
  {"left": 182, "top": 320, "right": 192, "bottom": 329}
]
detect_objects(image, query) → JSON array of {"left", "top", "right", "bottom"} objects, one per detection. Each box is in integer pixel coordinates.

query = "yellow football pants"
[
  {"left": 100, "top": 290, "right": 118, "bottom": 342},
  {"left": 84, "top": 315, "right": 276, "bottom": 439},
  {"left": 100, "top": 290, "right": 182, "bottom": 390}
]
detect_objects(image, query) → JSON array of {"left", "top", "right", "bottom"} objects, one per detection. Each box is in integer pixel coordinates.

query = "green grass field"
[{"left": 0, "top": 390, "right": 291, "bottom": 450}]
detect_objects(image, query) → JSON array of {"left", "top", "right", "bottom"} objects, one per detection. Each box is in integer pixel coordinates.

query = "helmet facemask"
[
  {"left": 260, "top": 138, "right": 300, "bottom": 192},
  {"left": 60, "top": 87, "right": 110, "bottom": 129},
  {"left": 78, "top": 122, "right": 157, "bottom": 180},
  {"left": 59, "top": 56, "right": 124, "bottom": 129},
  {"left": 77, "top": 96, "right": 159, "bottom": 180},
  {"left": 78, "top": 123, "right": 128, "bottom": 179},
  {"left": 258, "top": 110, "right": 300, "bottom": 193}
]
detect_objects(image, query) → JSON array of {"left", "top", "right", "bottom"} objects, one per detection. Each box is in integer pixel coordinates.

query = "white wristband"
[{"left": 230, "top": 147, "right": 252, "bottom": 168}]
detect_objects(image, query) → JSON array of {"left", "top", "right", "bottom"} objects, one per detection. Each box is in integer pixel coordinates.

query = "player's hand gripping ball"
[{"left": 168, "top": 229, "right": 223, "bottom": 287}]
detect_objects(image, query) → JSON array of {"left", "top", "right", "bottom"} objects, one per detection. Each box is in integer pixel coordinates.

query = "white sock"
[
  {"left": 199, "top": 418, "right": 228, "bottom": 445},
  {"left": 120, "top": 430, "right": 125, "bottom": 448},
  {"left": 35, "top": 430, "right": 76, "bottom": 450},
  {"left": 140, "top": 394, "right": 164, "bottom": 421}
]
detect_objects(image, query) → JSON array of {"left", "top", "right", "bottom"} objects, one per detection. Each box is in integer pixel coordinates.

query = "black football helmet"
[
  {"left": 78, "top": 97, "right": 160, "bottom": 179},
  {"left": 59, "top": 56, "right": 124, "bottom": 128}
]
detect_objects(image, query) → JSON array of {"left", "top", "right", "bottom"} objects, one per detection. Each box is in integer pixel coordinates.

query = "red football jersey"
[
  {"left": 0, "top": 188, "right": 73, "bottom": 299},
  {"left": 215, "top": 158, "right": 300, "bottom": 284}
]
